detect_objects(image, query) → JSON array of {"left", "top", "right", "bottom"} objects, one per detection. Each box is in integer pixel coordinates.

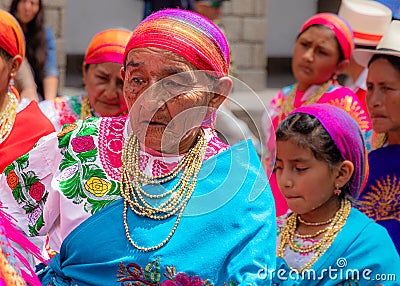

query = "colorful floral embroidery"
[
  {"left": 58, "top": 117, "right": 121, "bottom": 214},
  {"left": 358, "top": 175, "right": 400, "bottom": 222},
  {"left": 3, "top": 155, "right": 47, "bottom": 236},
  {"left": 117, "top": 260, "right": 238, "bottom": 286}
]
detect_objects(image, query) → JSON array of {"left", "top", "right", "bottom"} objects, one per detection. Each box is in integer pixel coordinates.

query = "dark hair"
[
  {"left": 0, "top": 47, "right": 13, "bottom": 62},
  {"left": 276, "top": 112, "right": 351, "bottom": 198},
  {"left": 368, "top": 54, "right": 400, "bottom": 73},
  {"left": 297, "top": 24, "right": 345, "bottom": 63},
  {"left": 10, "top": 0, "right": 47, "bottom": 95}
]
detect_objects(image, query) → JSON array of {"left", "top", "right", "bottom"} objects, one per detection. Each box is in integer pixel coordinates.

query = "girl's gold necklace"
[{"left": 277, "top": 199, "right": 351, "bottom": 272}]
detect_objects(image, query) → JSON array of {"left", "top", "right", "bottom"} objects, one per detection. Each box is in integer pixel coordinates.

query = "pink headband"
[
  {"left": 289, "top": 104, "right": 368, "bottom": 198},
  {"left": 301, "top": 13, "right": 354, "bottom": 61}
]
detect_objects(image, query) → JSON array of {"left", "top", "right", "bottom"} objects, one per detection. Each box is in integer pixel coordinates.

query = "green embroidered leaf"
[
  {"left": 28, "top": 224, "right": 39, "bottom": 236},
  {"left": 77, "top": 126, "right": 98, "bottom": 137},
  {"left": 144, "top": 259, "right": 161, "bottom": 283},
  {"left": 107, "top": 180, "right": 120, "bottom": 196},
  {"left": 59, "top": 171, "right": 86, "bottom": 202},
  {"left": 58, "top": 130, "right": 74, "bottom": 149},
  {"left": 3, "top": 164, "right": 14, "bottom": 174},
  {"left": 12, "top": 184, "right": 25, "bottom": 203},
  {"left": 85, "top": 197, "right": 115, "bottom": 214},
  {"left": 59, "top": 150, "right": 78, "bottom": 170},
  {"left": 16, "top": 153, "right": 29, "bottom": 170},
  {"left": 23, "top": 203, "right": 37, "bottom": 213},
  {"left": 35, "top": 214, "right": 45, "bottom": 231},
  {"left": 76, "top": 148, "right": 98, "bottom": 164},
  {"left": 84, "top": 164, "right": 107, "bottom": 180}
]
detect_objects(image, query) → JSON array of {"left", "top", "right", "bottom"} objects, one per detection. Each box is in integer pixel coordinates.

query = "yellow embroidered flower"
[{"left": 85, "top": 177, "right": 112, "bottom": 197}]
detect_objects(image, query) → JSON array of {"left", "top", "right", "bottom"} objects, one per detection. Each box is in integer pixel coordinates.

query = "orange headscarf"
[
  {"left": 84, "top": 28, "right": 131, "bottom": 65},
  {"left": 0, "top": 9, "right": 24, "bottom": 58}
]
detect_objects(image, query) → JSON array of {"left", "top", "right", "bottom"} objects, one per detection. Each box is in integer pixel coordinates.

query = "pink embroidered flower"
[
  {"left": 71, "top": 136, "right": 95, "bottom": 153},
  {"left": 29, "top": 182, "right": 45, "bottom": 201},
  {"left": 162, "top": 273, "right": 203, "bottom": 286}
]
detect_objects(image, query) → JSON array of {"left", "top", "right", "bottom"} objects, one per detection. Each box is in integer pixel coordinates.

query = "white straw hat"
[
  {"left": 353, "top": 20, "right": 400, "bottom": 67},
  {"left": 338, "top": 0, "right": 392, "bottom": 46}
]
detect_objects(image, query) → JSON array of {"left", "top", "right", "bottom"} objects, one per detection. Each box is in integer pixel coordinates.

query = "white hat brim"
[{"left": 353, "top": 48, "right": 400, "bottom": 67}]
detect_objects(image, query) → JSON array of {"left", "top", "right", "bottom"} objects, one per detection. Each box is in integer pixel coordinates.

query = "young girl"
[
  {"left": 273, "top": 104, "right": 399, "bottom": 285},
  {"left": 262, "top": 13, "right": 372, "bottom": 216}
]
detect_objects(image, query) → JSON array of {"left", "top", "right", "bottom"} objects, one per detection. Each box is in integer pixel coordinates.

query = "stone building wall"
[
  {"left": 0, "top": 0, "right": 66, "bottom": 90},
  {"left": 222, "top": 0, "right": 267, "bottom": 91}
]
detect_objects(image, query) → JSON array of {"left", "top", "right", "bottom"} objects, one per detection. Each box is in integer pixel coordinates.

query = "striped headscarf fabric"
[
  {"left": 301, "top": 13, "right": 354, "bottom": 61},
  {"left": 0, "top": 9, "right": 24, "bottom": 58},
  {"left": 124, "top": 8, "right": 230, "bottom": 77},
  {"left": 289, "top": 103, "right": 368, "bottom": 198},
  {"left": 85, "top": 29, "right": 131, "bottom": 65}
]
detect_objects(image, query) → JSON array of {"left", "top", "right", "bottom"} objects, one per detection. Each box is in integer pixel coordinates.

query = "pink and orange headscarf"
[
  {"left": 0, "top": 9, "right": 24, "bottom": 58},
  {"left": 84, "top": 28, "right": 131, "bottom": 65},
  {"left": 288, "top": 104, "right": 368, "bottom": 198},
  {"left": 123, "top": 9, "right": 230, "bottom": 77},
  {"left": 301, "top": 13, "right": 354, "bottom": 61}
]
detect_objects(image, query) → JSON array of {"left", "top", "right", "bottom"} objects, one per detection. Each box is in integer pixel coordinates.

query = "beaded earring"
[{"left": 333, "top": 184, "right": 341, "bottom": 196}]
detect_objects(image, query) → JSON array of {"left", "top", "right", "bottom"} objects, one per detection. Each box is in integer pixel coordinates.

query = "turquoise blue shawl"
[
  {"left": 39, "top": 140, "right": 276, "bottom": 285},
  {"left": 273, "top": 208, "right": 400, "bottom": 285}
]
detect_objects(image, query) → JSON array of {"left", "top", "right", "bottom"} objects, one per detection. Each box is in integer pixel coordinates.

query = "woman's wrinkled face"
[
  {"left": 292, "top": 26, "right": 342, "bottom": 91},
  {"left": 366, "top": 57, "right": 400, "bottom": 135},
  {"left": 122, "top": 48, "right": 216, "bottom": 154},
  {"left": 83, "top": 62, "right": 126, "bottom": 117},
  {"left": 16, "top": 0, "right": 40, "bottom": 25}
]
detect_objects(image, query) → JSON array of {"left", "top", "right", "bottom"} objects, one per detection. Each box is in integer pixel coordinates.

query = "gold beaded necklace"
[
  {"left": 0, "top": 91, "right": 18, "bottom": 145},
  {"left": 120, "top": 131, "right": 207, "bottom": 252},
  {"left": 80, "top": 95, "right": 92, "bottom": 119},
  {"left": 277, "top": 199, "right": 351, "bottom": 272},
  {"left": 297, "top": 215, "right": 334, "bottom": 226},
  {"left": 279, "top": 80, "right": 332, "bottom": 123}
]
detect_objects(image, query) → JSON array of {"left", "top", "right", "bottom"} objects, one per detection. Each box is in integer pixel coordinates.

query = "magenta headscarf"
[
  {"left": 289, "top": 104, "right": 368, "bottom": 198},
  {"left": 123, "top": 8, "right": 230, "bottom": 77},
  {"left": 300, "top": 13, "right": 354, "bottom": 61}
]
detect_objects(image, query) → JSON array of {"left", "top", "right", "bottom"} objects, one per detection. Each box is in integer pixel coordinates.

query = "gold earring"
[{"left": 333, "top": 184, "right": 341, "bottom": 196}]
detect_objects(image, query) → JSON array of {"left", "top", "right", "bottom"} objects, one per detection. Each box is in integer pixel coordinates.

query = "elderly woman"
[
  {"left": 353, "top": 20, "right": 400, "bottom": 254},
  {"left": 1, "top": 9, "right": 276, "bottom": 285},
  {"left": 0, "top": 9, "right": 54, "bottom": 173},
  {"left": 39, "top": 28, "right": 131, "bottom": 131}
]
